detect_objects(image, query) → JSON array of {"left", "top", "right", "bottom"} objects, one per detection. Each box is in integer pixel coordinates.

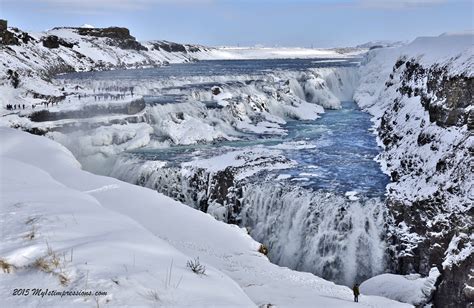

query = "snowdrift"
[{"left": 360, "top": 268, "right": 440, "bottom": 305}]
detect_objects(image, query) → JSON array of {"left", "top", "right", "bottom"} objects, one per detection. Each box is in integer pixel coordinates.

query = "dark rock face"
[
  {"left": 152, "top": 41, "right": 187, "bottom": 53},
  {"left": 77, "top": 27, "right": 132, "bottom": 40},
  {"left": 380, "top": 58, "right": 473, "bottom": 307},
  {"left": 424, "top": 72, "right": 473, "bottom": 129},
  {"left": 0, "top": 19, "right": 7, "bottom": 32},
  {"left": 0, "top": 19, "right": 13, "bottom": 45},
  {"left": 1, "top": 24, "right": 34, "bottom": 46},
  {"left": 42, "top": 35, "right": 75, "bottom": 49},
  {"left": 42, "top": 35, "right": 59, "bottom": 48},
  {"left": 74, "top": 27, "right": 148, "bottom": 51},
  {"left": 395, "top": 59, "right": 473, "bottom": 129},
  {"left": 150, "top": 40, "right": 208, "bottom": 54},
  {"left": 6, "top": 69, "right": 20, "bottom": 88},
  {"left": 434, "top": 244, "right": 474, "bottom": 308}
]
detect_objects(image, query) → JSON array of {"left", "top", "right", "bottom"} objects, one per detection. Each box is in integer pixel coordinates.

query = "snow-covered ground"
[
  {"left": 0, "top": 127, "right": 411, "bottom": 307},
  {"left": 196, "top": 46, "right": 365, "bottom": 60}
]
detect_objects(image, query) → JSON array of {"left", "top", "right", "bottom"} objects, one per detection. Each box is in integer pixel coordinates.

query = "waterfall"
[
  {"left": 50, "top": 63, "right": 383, "bottom": 287},
  {"left": 240, "top": 182, "right": 387, "bottom": 286},
  {"left": 108, "top": 153, "right": 388, "bottom": 286}
]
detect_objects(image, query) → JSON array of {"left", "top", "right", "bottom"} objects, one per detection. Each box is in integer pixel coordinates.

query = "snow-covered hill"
[{"left": 354, "top": 32, "right": 473, "bottom": 308}]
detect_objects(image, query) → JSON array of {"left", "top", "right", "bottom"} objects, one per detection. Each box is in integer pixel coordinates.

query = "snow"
[
  {"left": 0, "top": 127, "right": 411, "bottom": 307},
  {"left": 345, "top": 191, "right": 360, "bottom": 201},
  {"left": 0, "top": 128, "right": 253, "bottom": 307},
  {"left": 181, "top": 147, "right": 296, "bottom": 181},
  {"left": 195, "top": 46, "right": 362, "bottom": 60},
  {"left": 442, "top": 232, "right": 473, "bottom": 270},
  {"left": 360, "top": 268, "right": 440, "bottom": 306}
]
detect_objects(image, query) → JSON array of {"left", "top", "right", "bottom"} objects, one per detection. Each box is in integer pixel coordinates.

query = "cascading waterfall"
[
  {"left": 240, "top": 183, "right": 387, "bottom": 286},
  {"left": 109, "top": 155, "right": 388, "bottom": 286},
  {"left": 52, "top": 62, "right": 388, "bottom": 287}
]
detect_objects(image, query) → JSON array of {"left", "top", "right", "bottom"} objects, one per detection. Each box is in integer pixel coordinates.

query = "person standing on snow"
[{"left": 353, "top": 283, "right": 360, "bottom": 302}]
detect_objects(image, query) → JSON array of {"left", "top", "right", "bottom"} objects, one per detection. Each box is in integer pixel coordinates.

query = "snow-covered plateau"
[{"left": 0, "top": 23, "right": 472, "bottom": 308}]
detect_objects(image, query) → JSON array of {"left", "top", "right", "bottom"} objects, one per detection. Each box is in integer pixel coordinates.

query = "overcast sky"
[{"left": 1, "top": 0, "right": 473, "bottom": 47}]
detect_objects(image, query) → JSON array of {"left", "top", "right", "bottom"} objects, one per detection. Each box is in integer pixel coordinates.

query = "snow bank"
[{"left": 360, "top": 268, "right": 440, "bottom": 306}]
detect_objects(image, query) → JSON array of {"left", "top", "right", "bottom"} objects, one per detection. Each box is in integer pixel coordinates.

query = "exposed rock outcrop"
[
  {"left": 50, "top": 26, "right": 149, "bottom": 51},
  {"left": 366, "top": 56, "right": 472, "bottom": 307},
  {"left": 0, "top": 22, "right": 34, "bottom": 46}
]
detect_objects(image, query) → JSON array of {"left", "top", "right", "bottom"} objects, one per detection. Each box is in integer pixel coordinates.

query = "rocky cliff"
[{"left": 355, "top": 33, "right": 473, "bottom": 307}]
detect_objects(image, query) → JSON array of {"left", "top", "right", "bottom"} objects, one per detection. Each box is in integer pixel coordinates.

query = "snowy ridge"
[
  {"left": 0, "top": 128, "right": 411, "bottom": 307},
  {"left": 196, "top": 46, "right": 364, "bottom": 60}
]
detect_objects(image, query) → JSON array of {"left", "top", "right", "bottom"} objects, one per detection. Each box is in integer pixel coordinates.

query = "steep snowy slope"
[
  {"left": 0, "top": 128, "right": 411, "bottom": 307},
  {"left": 354, "top": 32, "right": 473, "bottom": 307}
]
